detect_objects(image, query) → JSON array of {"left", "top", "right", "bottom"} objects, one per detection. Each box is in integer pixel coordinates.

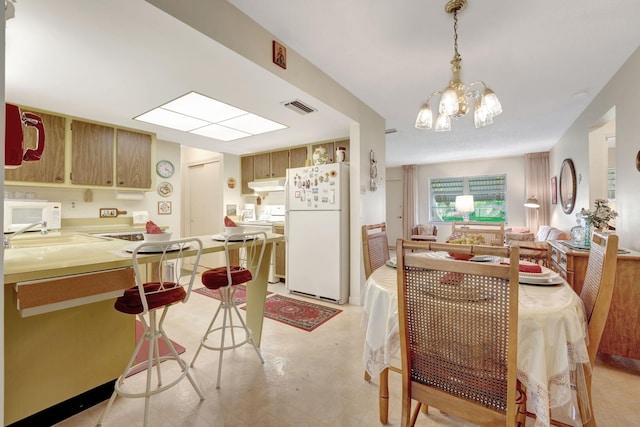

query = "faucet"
[{"left": 4, "top": 221, "right": 48, "bottom": 248}]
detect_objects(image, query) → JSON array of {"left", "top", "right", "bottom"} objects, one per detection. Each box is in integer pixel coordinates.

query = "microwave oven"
[{"left": 3, "top": 200, "right": 62, "bottom": 233}]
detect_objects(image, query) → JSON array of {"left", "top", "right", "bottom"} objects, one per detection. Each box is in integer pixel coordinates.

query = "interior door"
[
  {"left": 386, "top": 178, "right": 403, "bottom": 245},
  {"left": 187, "top": 160, "right": 223, "bottom": 269}
]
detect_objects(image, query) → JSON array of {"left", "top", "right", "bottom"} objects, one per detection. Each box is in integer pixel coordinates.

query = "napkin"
[{"left": 500, "top": 262, "right": 542, "bottom": 274}]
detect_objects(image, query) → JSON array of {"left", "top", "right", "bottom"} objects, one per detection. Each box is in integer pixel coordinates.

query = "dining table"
[{"left": 361, "top": 252, "right": 591, "bottom": 427}]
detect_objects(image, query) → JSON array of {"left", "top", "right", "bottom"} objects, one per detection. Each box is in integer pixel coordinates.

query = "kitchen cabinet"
[
  {"left": 241, "top": 155, "right": 255, "bottom": 194},
  {"left": 4, "top": 110, "right": 66, "bottom": 184},
  {"left": 116, "top": 129, "right": 152, "bottom": 188},
  {"left": 4, "top": 269, "right": 135, "bottom": 425},
  {"left": 549, "top": 240, "right": 640, "bottom": 359},
  {"left": 71, "top": 120, "right": 115, "bottom": 186},
  {"left": 289, "top": 146, "right": 308, "bottom": 168},
  {"left": 253, "top": 153, "right": 271, "bottom": 180},
  {"left": 271, "top": 149, "right": 290, "bottom": 177},
  {"left": 274, "top": 224, "right": 285, "bottom": 280}
]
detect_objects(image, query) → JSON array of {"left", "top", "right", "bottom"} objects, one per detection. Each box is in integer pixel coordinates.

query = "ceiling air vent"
[{"left": 282, "top": 99, "right": 316, "bottom": 115}]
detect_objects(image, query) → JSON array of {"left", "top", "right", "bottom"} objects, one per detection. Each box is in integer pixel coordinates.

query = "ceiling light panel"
[
  {"left": 190, "top": 123, "right": 251, "bottom": 141},
  {"left": 162, "top": 91, "right": 247, "bottom": 122},
  {"left": 134, "top": 91, "right": 287, "bottom": 141},
  {"left": 135, "top": 108, "right": 209, "bottom": 131},
  {"left": 219, "top": 113, "right": 287, "bottom": 134}
]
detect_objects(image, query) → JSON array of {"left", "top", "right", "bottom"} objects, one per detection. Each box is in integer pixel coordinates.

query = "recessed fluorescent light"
[
  {"left": 134, "top": 91, "right": 288, "bottom": 141},
  {"left": 190, "top": 124, "right": 251, "bottom": 141},
  {"left": 135, "top": 108, "right": 209, "bottom": 131},
  {"left": 162, "top": 92, "right": 246, "bottom": 123},
  {"left": 219, "top": 113, "right": 287, "bottom": 134}
]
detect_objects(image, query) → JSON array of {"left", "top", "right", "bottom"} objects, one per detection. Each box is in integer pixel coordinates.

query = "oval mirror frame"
[{"left": 559, "top": 158, "right": 577, "bottom": 214}]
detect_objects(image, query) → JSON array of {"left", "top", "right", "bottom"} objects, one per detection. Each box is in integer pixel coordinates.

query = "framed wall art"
[
  {"left": 551, "top": 176, "right": 558, "bottom": 204},
  {"left": 272, "top": 40, "right": 286, "bottom": 69},
  {"left": 158, "top": 201, "right": 172, "bottom": 215}
]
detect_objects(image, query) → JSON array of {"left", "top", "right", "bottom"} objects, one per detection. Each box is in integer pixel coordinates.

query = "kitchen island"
[{"left": 3, "top": 232, "right": 283, "bottom": 425}]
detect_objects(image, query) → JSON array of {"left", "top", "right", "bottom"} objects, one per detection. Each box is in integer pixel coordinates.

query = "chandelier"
[{"left": 415, "top": 0, "right": 502, "bottom": 132}]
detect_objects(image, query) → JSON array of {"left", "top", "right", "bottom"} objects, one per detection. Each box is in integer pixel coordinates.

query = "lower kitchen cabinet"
[
  {"left": 548, "top": 240, "right": 640, "bottom": 359},
  {"left": 274, "top": 224, "right": 285, "bottom": 280},
  {"left": 4, "top": 268, "right": 136, "bottom": 425}
]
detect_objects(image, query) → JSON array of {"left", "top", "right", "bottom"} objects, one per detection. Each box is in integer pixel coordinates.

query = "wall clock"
[{"left": 156, "top": 160, "right": 175, "bottom": 178}]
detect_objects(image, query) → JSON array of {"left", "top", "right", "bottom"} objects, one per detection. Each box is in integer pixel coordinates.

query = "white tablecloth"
[{"left": 361, "top": 261, "right": 590, "bottom": 427}]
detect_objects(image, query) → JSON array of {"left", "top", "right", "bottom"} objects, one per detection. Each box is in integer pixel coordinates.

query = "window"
[
  {"left": 608, "top": 168, "right": 616, "bottom": 200},
  {"left": 430, "top": 174, "right": 507, "bottom": 223}
]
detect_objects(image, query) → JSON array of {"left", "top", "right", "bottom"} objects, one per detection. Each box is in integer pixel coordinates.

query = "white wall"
[
  {"left": 387, "top": 155, "right": 528, "bottom": 240},
  {"left": 550, "top": 47, "right": 640, "bottom": 250}
]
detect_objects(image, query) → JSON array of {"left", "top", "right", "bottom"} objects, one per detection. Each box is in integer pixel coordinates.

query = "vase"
[{"left": 583, "top": 221, "right": 591, "bottom": 247}]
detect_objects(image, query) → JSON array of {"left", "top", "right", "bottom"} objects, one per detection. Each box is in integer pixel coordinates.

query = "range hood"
[{"left": 248, "top": 178, "right": 286, "bottom": 192}]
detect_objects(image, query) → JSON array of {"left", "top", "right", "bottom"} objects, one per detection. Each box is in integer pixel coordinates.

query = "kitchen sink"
[{"left": 7, "top": 233, "right": 113, "bottom": 248}]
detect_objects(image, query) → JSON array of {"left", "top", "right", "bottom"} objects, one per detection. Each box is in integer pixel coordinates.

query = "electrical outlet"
[
  {"left": 70, "top": 201, "right": 76, "bottom": 209},
  {"left": 100, "top": 208, "right": 117, "bottom": 218}
]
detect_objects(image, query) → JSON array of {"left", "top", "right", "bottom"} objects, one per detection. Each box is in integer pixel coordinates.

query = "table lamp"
[{"left": 455, "top": 195, "right": 474, "bottom": 222}]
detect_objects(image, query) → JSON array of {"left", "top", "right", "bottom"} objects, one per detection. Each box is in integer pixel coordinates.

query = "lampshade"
[
  {"left": 455, "top": 195, "right": 475, "bottom": 212},
  {"left": 456, "top": 195, "right": 474, "bottom": 222},
  {"left": 524, "top": 197, "right": 540, "bottom": 208}
]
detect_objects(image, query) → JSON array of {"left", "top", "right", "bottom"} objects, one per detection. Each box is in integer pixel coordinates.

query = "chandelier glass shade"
[{"left": 415, "top": 0, "right": 502, "bottom": 132}]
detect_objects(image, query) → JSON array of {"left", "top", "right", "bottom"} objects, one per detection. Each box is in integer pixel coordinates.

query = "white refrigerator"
[{"left": 285, "top": 163, "right": 349, "bottom": 304}]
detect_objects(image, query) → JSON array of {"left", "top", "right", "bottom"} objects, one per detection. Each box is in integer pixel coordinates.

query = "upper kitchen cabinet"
[
  {"left": 5, "top": 110, "right": 66, "bottom": 184},
  {"left": 253, "top": 153, "right": 271, "bottom": 180},
  {"left": 71, "top": 120, "right": 115, "bottom": 186},
  {"left": 270, "top": 150, "right": 290, "bottom": 177},
  {"left": 289, "top": 146, "right": 308, "bottom": 169},
  {"left": 241, "top": 156, "right": 255, "bottom": 194},
  {"left": 71, "top": 120, "right": 154, "bottom": 189},
  {"left": 116, "top": 129, "right": 152, "bottom": 189}
]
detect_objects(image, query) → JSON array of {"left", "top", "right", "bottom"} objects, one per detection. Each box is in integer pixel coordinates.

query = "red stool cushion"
[
  {"left": 201, "top": 266, "right": 253, "bottom": 290},
  {"left": 115, "top": 282, "right": 185, "bottom": 314}
]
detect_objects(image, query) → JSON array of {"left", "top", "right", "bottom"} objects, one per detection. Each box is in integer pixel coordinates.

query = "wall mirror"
[{"left": 559, "top": 158, "right": 577, "bottom": 214}]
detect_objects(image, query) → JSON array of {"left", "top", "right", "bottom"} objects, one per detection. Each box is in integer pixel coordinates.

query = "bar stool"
[
  {"left": 190, "top": 231, "right": 267, "bottom": 389},
  {"left": 97, "top": 237, "right": 204, "bottom": 427}
]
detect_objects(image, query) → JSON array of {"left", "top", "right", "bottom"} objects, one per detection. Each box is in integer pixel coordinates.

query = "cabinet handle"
[
  {"left": 119, "top": 181, "right": 125, "bottom": 185},
  {"left": 106, "top": 180, "right": 112, "bottom": 184},
  {"left": 55, "top": 176, "right": 63, "bottom": 181}
]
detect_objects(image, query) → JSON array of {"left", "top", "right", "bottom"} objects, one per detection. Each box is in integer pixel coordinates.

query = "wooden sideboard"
[{"left": 549, "top": 240, "right": 640, "bottom": 360}]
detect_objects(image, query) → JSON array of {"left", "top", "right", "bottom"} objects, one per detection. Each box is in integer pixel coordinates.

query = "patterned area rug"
[
  {"left": 128, "top": 320, "right": 185, "bottom": 377},
  {"left": 251, "top": 294, "right": 342, "bottom": 332},
  {"left": 192, "top": 284, "right": 272, "bottom": 305}
]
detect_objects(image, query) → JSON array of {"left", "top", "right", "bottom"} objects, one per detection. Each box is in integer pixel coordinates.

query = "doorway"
[
  {"left": 186, "top": 159, "right": 223, "bottom": 269},
  {"left": 385, "top": 178, "right": 403, "bottom": 245}
]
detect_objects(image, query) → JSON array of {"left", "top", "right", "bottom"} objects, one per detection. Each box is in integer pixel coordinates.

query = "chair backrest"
[
  {"left": 396, "top": 239, "right": 520, "bottom": 425},
  {"left": 580, "top": 231, "right": 618, "bottom": 364},
  {"left": 222, "top": 231, "right": 268, "bottom": 286},
  {"left": 451, "top": 221, "right": 505, "bottom": 246},
  {"left": 362, "top": 222, "right": 390, "bottom": 278},
  {"left": 131, "top": 237, "right": 203, "bottom": 314}
]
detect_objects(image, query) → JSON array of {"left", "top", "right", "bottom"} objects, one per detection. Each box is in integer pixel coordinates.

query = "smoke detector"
[{"left": 282, "top": 99, "right": 316, "bottom": 115}]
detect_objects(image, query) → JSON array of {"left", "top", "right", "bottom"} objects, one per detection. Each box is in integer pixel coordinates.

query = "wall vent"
[{"left": 282, "top": 99, "right": 316, "bottom": 115}]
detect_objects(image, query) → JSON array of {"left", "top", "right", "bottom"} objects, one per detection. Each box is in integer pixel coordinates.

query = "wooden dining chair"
[
  {"left": 362, "top": 222, "right": 391, "bottom": 279},
  {"left": 519, "top": 231, "right": 618, "bottom": 427},
  {"left": 396, "top": 240, "right": 521, "bottom": 427}
]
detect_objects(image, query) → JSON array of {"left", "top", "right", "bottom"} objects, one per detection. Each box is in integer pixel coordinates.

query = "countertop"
[{"left": 4, "top": 232, "right": 285, "bottom": 284}]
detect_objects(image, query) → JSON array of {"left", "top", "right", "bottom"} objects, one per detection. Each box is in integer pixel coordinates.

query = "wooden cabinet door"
[
  {"left": 5, "top": 111, "right": 66, "bottom": 184},
  {"left": 253, "top": 153, "right": 271, "bottom": 179},
  {"left": 270, "top": 150, "right": 289, "bottom": 177},
  {"left": 289, "top": 147, "right": 308, "bottom": 169},
  {"left": 116, "top": 129, "right": 152, "bottom": 189},
  {"left": 241, "top": 156, "right": 255, "bottom": 194},
  {"left": 71, "top": 120, "right": 114, "bottom": 186}
]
